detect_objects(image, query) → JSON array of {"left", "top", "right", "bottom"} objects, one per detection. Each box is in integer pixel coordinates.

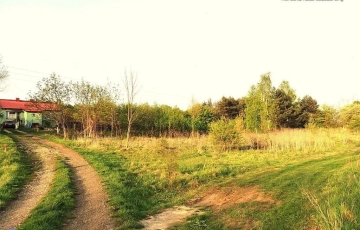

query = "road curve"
[
  {"left": 0, "top": 134, "right": 56, "bottom": 229},
  {"left": 38, "top": 137, "right": 116, "bottom": 230},
  {"left": 0, "top": 131, "right": 116, "bottom": 230}
]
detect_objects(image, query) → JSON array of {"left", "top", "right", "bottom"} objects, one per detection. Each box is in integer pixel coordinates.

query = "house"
[{"left": 0, "top": 98, "right": 56, "bottom": 128}]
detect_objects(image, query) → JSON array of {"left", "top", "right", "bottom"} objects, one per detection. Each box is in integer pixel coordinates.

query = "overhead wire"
[{"left": 6, "top": 65, "right": 193, "bottom": 106}]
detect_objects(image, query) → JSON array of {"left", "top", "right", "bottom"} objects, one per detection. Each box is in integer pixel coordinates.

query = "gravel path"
[{"left": 0, "top": 131, "right": 116, "bottom": 230}]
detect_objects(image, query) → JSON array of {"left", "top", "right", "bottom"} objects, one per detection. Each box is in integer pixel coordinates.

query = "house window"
[{"left": 6, "top": 112, "right": 16, "bottom": 119}]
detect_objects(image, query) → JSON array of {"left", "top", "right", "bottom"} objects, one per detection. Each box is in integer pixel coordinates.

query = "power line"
[{"left": 7, "top": 66, "right": 51, "bottom": 75}]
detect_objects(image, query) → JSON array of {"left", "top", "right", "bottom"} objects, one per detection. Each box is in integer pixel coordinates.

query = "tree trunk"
[{"left": 126, "top": 123, "right": 131, "bottom": 148}]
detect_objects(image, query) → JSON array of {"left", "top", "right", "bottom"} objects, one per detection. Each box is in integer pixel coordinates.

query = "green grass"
[
  {"left": 0, "top": 131, "right": 32, "bottom": 209},
  {"left": 18, "top": 157, "right": 75, "bottom": 230},
  {"left": 24, "top": 128, "right": 360, "bottom": 229}
]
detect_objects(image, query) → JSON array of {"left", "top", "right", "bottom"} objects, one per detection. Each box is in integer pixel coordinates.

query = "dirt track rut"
[
  {"left": 0, "top": 135, "right": 56, "bottom": 229},
  {"left": 0, "top": 132, "right": 115, "bottom": 230}
]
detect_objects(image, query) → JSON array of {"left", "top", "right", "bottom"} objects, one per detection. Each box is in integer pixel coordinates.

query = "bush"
[{"left": 209, "top": 118, "right": 243, "bottom": 151}]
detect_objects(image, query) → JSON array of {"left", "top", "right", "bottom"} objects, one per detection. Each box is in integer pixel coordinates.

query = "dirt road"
[
  {"left": 0, "top": 131, "right": 116, "bottom": 230},
  {"left": 0, "top": 135, "right": 56, "bottom": 229}
]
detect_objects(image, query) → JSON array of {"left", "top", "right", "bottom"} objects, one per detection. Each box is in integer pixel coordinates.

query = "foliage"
[
  {"left": 295, "top": 95, "right": 319, "bottom": 128},
  {"left": 245, "top": 73, "right": 276, "bottom": 132},
  {"left": 188, "top": 100, "right": 202, "bottom": 137},
  {"left": 28, "top": 73, "right": 73, "bottom": 138},
  {"left": 214, "top": 96, "right": 242, "bottom": 119},
  {"left": 195, "top": 104, "right": 215, "bottom": 133},
  {"left": 316, "top": 105, "right": 340, "bottom": 128},
  {"left": 209, "top": 118, "right": 243, "bottom": 151},
  {"left": 273, "top": 88, "right": 296, "bottom": 128},
  {"left": 339, "top": 102, "right": 360, "bottom": 130}
]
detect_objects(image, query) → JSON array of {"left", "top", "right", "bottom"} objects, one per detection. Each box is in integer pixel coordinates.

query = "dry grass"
[
  {"left": 70, "top": 128, "right": 358, "bottom": 155},
  {"left": 244, "top": 128, "right": 355, "bottom": 152}
]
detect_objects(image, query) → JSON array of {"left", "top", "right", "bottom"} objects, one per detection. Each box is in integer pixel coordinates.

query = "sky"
[{"left": 0, "top": 0, "right": 359, "bottom": 110}]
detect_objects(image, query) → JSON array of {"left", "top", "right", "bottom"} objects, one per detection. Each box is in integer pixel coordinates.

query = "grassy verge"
[
  {"left": 25, "top": 128, "right": 360, "bottom": 229},
  {"left": 0, "top": 131, "right": 32, "bottom": 209},
  {"left": 18, "top": 157, "right": 75, "bottom": 230}
]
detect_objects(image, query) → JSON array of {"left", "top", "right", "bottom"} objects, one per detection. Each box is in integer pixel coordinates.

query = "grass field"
[
  {"left": 0, "top": 132, "right": 32, "bottom": 209},
  {"left": 35, "top": 128, "right": 360, "bottom": 229}
]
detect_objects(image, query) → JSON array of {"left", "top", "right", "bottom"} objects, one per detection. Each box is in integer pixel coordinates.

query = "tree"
[
  {"left": 196, "top": 104, "right": 215, "bottom": 134},
  {"left": 245, "top": 85, "right": 261, "bottom": 132},
  {"left": 28, "top": 73, "right": 72, "bottom": 138},
  {"left": 278, "top": 80, "right": 297, "bottom": 102},
  {"left": 245, "top": 73, "right": 276, "bottom": 132},
  {"left": 316, "top": 105, "right": 339, "bottom": 128},
  {"left": 123, "top": 69, "right": 140, "bottom": 148},
  {"left": 72, "top": 80, "right": 98, "bottom": 138},
  {"left": 214, "top": 96, "right": 241, "bottom": 119},
  {"left": 339, "top": 102, "right": 360, "bottom": 130},
  {"left": 273, "top": 89, "right": 296, "bottom": 128},
  {"left": 0, "top": 55, "right": 9, "bottom": 92},
  {"left": 295, "top": 95, "right": 319, "bottom": 128},
  {"left": 209, "top": 118, "right": 243, "bottom": 151},
  {"left": 187, "top": 99, "right": 202, "bottom": 137}
]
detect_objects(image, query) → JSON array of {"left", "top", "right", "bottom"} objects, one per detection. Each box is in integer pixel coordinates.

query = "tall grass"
[
  {"left": 244, "top": 128, "right": 352, "bottom": 152},
  {"left": 0, "top": 132, "right": 32, "bottom": 208},
  {"left": 36, "top": 128, "right": 360, "bottom": 229},
  {"left": 301, "top": 158, "right": 360, "bottom": 230}
]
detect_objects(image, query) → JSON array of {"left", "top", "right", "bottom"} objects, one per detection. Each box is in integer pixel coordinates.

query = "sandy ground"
[{"left": 140, "top": 185, "right": 278, "bottom": 230}]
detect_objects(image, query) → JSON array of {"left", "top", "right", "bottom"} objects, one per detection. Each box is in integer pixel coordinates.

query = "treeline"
[{"left": 30, "top": 72, "right": 360, "bottom": 139}]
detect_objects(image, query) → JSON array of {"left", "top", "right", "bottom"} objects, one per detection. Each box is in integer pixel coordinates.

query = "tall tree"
[
  {"left": 295, "top": 95, "right": 319, "bottom": 128},
  {"left": 123, "top": 69, "right": 140, "bottom": 148},
  {"left": 187, "top": 98, "right": 202, "bottom": 137},
  {"left": 258, "top": 73, "right": 276, "bottom": 131},
  {"left": 245, "top": 86, "right": 261, "bottom": 132},
  {"left": 273, "top": 89, "right": 296, "bottom": 128},
  {"left": 214, "top": 96, "right": 241, "bottom": 119},
  {"left": 245, "top": 73, "right": 276, "bottom": 132},
  {"left": 72, "top": 80, "right": 98, "bottom": 138},
  {"left": 196, "top": 104, "right": 215, "bottom": 134},
  {"left": 28, "top": 73, "right": 72, "bottom": 138},
  {"left": 0, "top": 55, "right": 9, "bottom": 92},
  {"left": 278, "top": 80, "right": 297, "bottom": 102}
]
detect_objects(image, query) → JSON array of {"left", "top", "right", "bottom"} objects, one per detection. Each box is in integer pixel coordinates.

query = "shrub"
[{"left": 209, "top": 118, "right": 243, "bottom": 151}]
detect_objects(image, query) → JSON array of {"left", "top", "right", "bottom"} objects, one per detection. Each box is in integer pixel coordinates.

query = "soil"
[
  {"left": 140, "top": 185, "right": 279, "bottom": 230},
  {"left": 42, "top": 138, "right": 116, "bottom": 230},
  {"left": 193, "top": 185, "right": 279, "bottom": 210},
  {"left": 0, "top": 130, "right": 116, "bottom": 230},
  {"left": 0, "top": 133, "right": 56, "bottom": 229},
  {"left": 140, "top": 206, "right": 203, "bottom": 230}
]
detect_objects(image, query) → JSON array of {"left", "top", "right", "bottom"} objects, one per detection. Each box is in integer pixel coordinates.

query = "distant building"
[{"left": 0, "top": 98, "right": 56, "bottom": 128}]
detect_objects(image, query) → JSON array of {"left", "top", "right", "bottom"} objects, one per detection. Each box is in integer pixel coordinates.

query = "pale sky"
[{"left": 0, "top": 0, "right": 359, "bottom": 109}]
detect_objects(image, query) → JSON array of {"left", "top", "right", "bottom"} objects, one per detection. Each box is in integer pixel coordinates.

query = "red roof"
[{"left": 0, "top": 98, "right": 57, "bottom": 112}]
